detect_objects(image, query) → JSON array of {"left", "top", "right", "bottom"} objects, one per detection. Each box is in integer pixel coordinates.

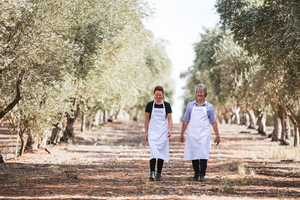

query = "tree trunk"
[
  {"left": 62, "top": 103, "right": 80, "bottom": 142},
  {"left": 280, "top": 107, "right": 291, "bottom": 145},
  {"left": 272, "top": 109, "right": 281, "bottom": 141},
  {"left": 103, "top": 109, "right": 106, "bottom": 124},
  {"left": 257, "top": 111, "right": 267, "bottom": 135},
  {"left": 217, "top": 111, "right": 224, "bottom": 124},
  {"left": 40, "top": 136, "right": 48, "bottom": 148},
  {"left": 0, "top": 70, "right": 25, "bottom": 120},
  {"left": 294, "top": 126, "right": 299, "bottom": 147},
  {"left": 93, "top": 110, "right": 101, "bottom": 127},
  {"left": 0, "top": 154, "right": 4, "bottom": 163},
  {"left": 244, "top": 113, "right": 250, "bottom": 126},
  {"left": 24, "top": 134, "right": 35, "bottom": 152},
  {"left": 84, "top": 114, "right": 92, "bottom": 130},
  {"left": 285, "top": 104, "right": 300, "bottom": 147},
  {"left": 222, "top": 109, "right": 231, "bottom": 124},
  {"left": 231, "top": 107, "right": 240, "bottom": 124},
  {"left": 62, "top": 118, "right": 75, "bottom": 142},
  {"left": 247, "top": 109, "right": 256, "bottom": 129},
  {"left": 115, "top": 106, "right": 121, "bottom": 119},
  {"left": 81, "top": 111, "right": 86, "bottom": 132},
  {"left": 18, "top": 126, "right": 27, "bottom": 157},
  {"left": 50, "top": 123, "right": 63, "bottom": 144}
]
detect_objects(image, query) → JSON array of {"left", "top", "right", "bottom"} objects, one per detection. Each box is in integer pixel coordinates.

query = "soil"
[{"left": 0, "top": 120, "right": 299, "bottom": 200}]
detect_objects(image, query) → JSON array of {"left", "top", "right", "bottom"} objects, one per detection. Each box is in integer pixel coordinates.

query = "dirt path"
[{"left": 0, "top": 121, "right": 299, "bottom": 199}]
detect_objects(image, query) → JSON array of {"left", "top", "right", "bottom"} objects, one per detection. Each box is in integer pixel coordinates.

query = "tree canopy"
[{"left": 0, "top": 0, "right": 173, "bottom": 155}]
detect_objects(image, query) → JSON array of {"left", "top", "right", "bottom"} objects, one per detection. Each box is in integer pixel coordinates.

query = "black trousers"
[
  {"left": 150, "top": 158, "right": 164, "bottom": 173},
  {"left": 192, "top": 159, "right": 207, "bottom": 176}
]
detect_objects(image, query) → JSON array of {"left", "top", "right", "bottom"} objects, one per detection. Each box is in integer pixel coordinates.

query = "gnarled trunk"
[
  {"left": 24, "top": 134, "right": 35, "bottom": 152},
  {"left": 247, "top": 109, "right": 256, "bottom": 129},
  {"left": 0, "top": 70, "right": 25, "bottom": 120},
  {"left": 240, "top": 113, "right": 250, "bottom": 126},
  {"left": 62, "top": 103, "right": 80, "bottom": 142},
  {"left": 285, "top": 104, "right": 300, "bottom": 147},
  {"left": 294, "top": 126, "right": 299, "bottom": 147},
  {"left": 50, "top": 123, "right": 63, "bottom": 144},
  {"left": 0, "top": 154, "right": 4, "bottom": 163},
  {"left": 93, "top": 110, "right": 101, "bottom": 127},
  {"left": 81, "top": 111, "right": 86, "bottom": 132},
  {"left": 102, "top": 109, "right": 106, "bottom": 123},
  {"left": 279, "top": 107, "right": 291, "bottom": 145},
  {"left": 272, "top": 109, "right": 281, "bottom": 141},
  {"left": 115, "top": 106, "right": 121, "bottom": 119},
  {"left": 18, "top": 126, "right": 28, "bottom": 157},
  {"left": 231, "top": 106, "right": 240, "bottom": 124},
  {"left": 257, "top": 111, "right": 267, "bottom": 135}
]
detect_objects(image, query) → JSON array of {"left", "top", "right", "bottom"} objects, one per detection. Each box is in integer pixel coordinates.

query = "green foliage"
[
  {"left": 0, "top": 0, "right": 173, "bottom": 153},
  {"left": 216, "top": 0, "right": 300, "bottom": 141},
  {"left": 180, "top": 28, "right": 223, "bottom": 119}
]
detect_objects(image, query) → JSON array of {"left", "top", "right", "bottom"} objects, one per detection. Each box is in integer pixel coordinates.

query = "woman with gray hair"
[{"left": 180, "top": 84, "right": 220, "bottom": 182}]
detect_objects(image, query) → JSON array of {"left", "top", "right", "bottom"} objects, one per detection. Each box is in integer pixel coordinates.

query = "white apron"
[
  {"left": 148, "top": 101, "right": 169, "bottom": 162},
  {"left": 184, "top": 104, "right": 211, "bottom": 160}
]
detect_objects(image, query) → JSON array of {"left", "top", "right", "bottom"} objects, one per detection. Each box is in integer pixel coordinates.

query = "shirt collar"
[{"left": 193, "top": 100, "right": 206, "bottom": 106}]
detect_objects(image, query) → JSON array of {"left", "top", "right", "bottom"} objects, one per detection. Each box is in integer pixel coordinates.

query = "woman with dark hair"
[
  {"left": 180, "top": 84, "right": 220, "bottom": 182},
  {"left": 145, "top": 86, "right": 173, "bottom": 181}
]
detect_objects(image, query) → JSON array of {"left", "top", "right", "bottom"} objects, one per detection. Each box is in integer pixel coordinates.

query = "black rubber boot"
[
  {"left": 193, "top": 172, "right": 199, "bottom": 181},
  {"left": 156, "top": 173, "right": 162, "bottom": 181},
  {"left": 150, "top": 171, "right": 155, "bottom": 181},
  {"left": 200, "top": 173, "right": 205, "bottom": 182}
]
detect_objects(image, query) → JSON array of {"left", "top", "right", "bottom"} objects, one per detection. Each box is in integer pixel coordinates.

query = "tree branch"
[
  {"left": 0, "top": 69, "right": 25, "bottom": 119},
  {"left": 286, "top": 104, "right": 299, "bottom": 126}
]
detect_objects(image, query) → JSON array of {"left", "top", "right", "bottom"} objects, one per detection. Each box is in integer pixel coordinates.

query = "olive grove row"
[
  {"left": 181, "top": 0, "right": 300, "bottom": 146},
  {"left": 0, "top": 0, "right": 173, "bottom": 156}
]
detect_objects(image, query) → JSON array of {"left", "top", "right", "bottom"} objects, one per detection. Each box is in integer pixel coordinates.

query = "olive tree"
[{"left": 216, "top": 0, "right": 300, "bottom": 145}]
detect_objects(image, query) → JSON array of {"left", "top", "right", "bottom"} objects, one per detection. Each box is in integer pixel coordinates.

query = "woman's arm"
[
  {"left": 211, "top": 122, "right": 220, "bottom": 145},
  {"left": 167, "top": 113, "right": 173, "bottom": 137},
  {"left": 145, "top": 112, "right": 150, "bottom": 141},
  {"left": 180, "top": 121, "right": 189, "bottom": 143}
]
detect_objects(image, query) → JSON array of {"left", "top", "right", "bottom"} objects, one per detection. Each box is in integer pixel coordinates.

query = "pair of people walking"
[{"left": 144, "top": 84, "right": 220, "bottom": 182}]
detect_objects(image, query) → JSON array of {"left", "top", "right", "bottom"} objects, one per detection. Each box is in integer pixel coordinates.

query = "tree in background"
[
  {"left": 181, "top": 22, "right": 299, "bottom": 146},
  {"left": 0, "top": 0, "right": 174, "bottom": 156},
  {"left": 216, "top": 0, "right": 300, "bottom": 145}
]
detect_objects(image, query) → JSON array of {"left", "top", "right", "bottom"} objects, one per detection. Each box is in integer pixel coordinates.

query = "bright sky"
[{"left": 143, "top": 0, "right": 220, "bottom": 123}]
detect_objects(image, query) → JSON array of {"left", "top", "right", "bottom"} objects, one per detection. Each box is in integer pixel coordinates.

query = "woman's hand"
[
  {"left": 168, "top": 130, "right": 172, "bottom": 137},
  {"left": 180, "top": 135, "right": 185, "bottom": 143},
  {"left": 214, "top": 136, "right": 220, "bottom": 145},
  {"left": 145, "top": 133, "right": 148, "bottom": 141},
  {"left": 180, "top": 121, "right": 189, "bottom": 143}
]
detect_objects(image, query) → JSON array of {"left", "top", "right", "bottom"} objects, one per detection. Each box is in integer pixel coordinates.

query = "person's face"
[
  {"left": 196, "top": 89, "right": 205, "bottom": 101},
  {"left": 154, "top": 90, "right": 163, "bottom": 102}
]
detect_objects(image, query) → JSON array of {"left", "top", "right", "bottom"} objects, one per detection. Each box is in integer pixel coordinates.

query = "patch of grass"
[
  {"left": 87, "top": 187, "right": 93, "bottom": 196},
  {"left": 251, "top": 146, "right": 300, "bottom": 161},
  {"left": 220, "top": 159, "right": 241, "bottom": 173},
  {"left": 177, "top": 189, "right": 184, "bottom": 195},
  {"left": 238, "top": 163, "right": 247, "bottom": 176},
  {"left": 277, "top": 190, "right": 285, "bottom": 199},
  {"left": 219, "top": 176, "right": 235, "bottom": 194},
  {"left": 71, "top": 155, "right": 83, "bottom": 160},
  {"left": 13, "top": 176, "right": 28, "bottom": 184},
  {"left": 113, "top": 155, "right": 118, "bottom": 162},
  {"left": 49, "top": 165, "right": 60, "bottom": 169},
  {"left": 250, "top": 169, "right": 256, "bottom": 177}
]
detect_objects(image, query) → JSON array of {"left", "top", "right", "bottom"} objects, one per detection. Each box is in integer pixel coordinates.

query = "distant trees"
[
  {"left": 0, "top": 0, "right": 173, "bottom": 156},
  {"left": 181, "top": 0, "right": 300, "bottom": 146}
]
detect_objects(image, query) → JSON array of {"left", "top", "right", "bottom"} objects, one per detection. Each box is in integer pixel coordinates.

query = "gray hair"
[{"left": 195, "top": 84, "right": 207, "bottom": 97}]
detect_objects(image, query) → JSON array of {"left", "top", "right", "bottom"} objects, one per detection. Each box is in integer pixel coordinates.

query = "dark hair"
[{"left": 153, "top": 85, "right": 164, "bottom": 94}]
